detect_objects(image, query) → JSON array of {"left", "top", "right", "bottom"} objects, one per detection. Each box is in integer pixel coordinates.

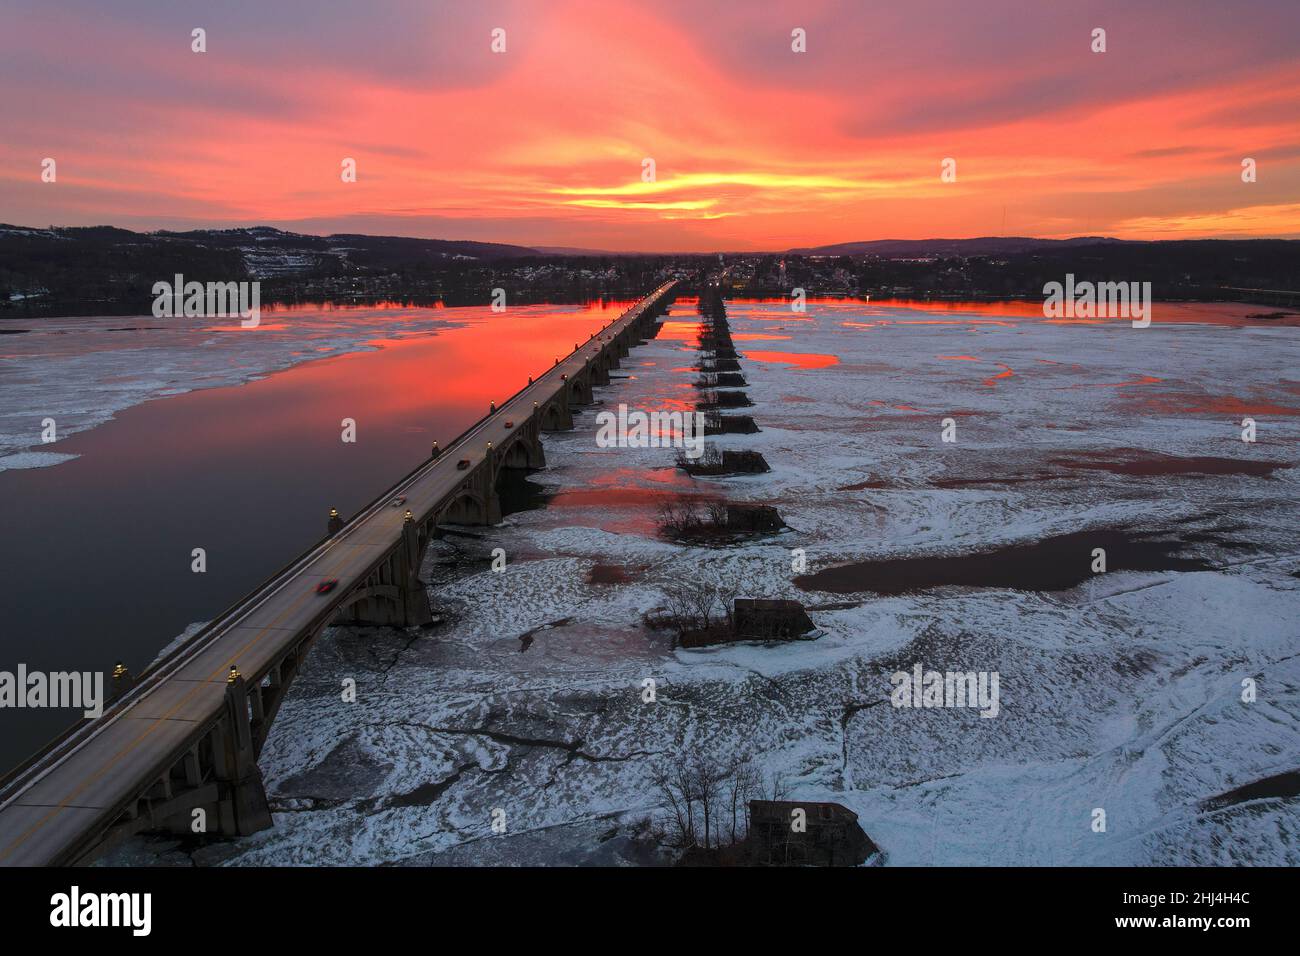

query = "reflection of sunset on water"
[{"left": 742, "top": 350, "right": 840, "bottom": 370}]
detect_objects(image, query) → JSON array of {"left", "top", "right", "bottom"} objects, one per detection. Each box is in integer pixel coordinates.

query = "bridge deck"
[{"left": 0, "top": 282, "right": 677, "bottom": 865}]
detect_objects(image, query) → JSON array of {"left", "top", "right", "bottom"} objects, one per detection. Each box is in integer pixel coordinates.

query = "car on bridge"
[
  {"left": 390, "top": 495, "right": 406, "bottom": 508},
  {"left": 315, "top": 579, "right": 339, "bottom": 595},
  {"left": 457, "top": 458, "right": 471, "bottom": 470}
]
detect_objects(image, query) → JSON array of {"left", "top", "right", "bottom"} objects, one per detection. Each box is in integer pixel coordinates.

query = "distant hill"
[
  {"left": 4, "top": 223, "right": 1296, "bottom": 315},
  {"left": 531, "top": 246, "right": 631, "bottom": 257},
  {"left": 0, "top": 224, "right": 714, "bottom": 316},
  {"left": 787, "top": 236, "right": 1131, "bottom": 257},
  {"left": 0, "top": 223, "right": 538, "bottom": 277},
  {"left": 0, "top": 224, "right": 545, "bottom": 312},
  {"left": 764, "top": 237, "right": 1300, "bottom": 304}
]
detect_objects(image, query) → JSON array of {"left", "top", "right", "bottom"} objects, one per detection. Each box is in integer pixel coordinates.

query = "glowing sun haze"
[{"left": 2, "top": 0, "right": 1297, "bottom": 251}]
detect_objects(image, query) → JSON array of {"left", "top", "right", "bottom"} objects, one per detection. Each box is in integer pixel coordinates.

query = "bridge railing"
[{"left": 0, "top": 280, "right": 677, "bottom": 798}]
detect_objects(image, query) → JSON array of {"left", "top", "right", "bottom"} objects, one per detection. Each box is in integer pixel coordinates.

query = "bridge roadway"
[{"left": 0, "top": 280, "right": 679, "bottom": 865}]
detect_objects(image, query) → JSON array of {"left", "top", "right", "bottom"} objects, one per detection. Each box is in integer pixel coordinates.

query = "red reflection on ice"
[
  {"left": 743, "top": 350, "right": 839, "bottom": 369},
  {"left": 1072, "top": 375, "right": 1163, "bottom": 388},
  {"left": 725, "top": 298, "right": 1298, "bottom": 329},
  {"left": 1127, "top": 393, "right": 1300, "bottom": 416},
  {"left": 657, "top": 320, "right": 703, "bottom": 341},
  {"left": 982, "top": 363, "right": 1015, "bottom": 386}
]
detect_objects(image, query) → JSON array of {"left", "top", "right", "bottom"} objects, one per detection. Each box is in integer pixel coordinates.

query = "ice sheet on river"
[
  {"left": 110, "top": 300, "right": 1300, "bottom": 866},
  {"left": 0, "top": 307, "right": 461, "bottom": 469}
]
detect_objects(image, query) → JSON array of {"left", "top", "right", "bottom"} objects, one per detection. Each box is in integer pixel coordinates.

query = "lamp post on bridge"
[{"left": 109, "top": 661, "right": 133, "bottom": 702}]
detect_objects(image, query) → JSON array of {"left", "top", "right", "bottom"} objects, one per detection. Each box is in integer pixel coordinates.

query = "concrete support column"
[
  {"left": 214, "top": 676, "right": 272, "bottom": 837},
  {"left": 482, "top": 446, "right": 504, "bottom": 525},
  {"left": 522, "top": 413, "right": 548, "bottom": 467},
  {"left": 399, "top": 511, "right": 435, "bottom": 626}
]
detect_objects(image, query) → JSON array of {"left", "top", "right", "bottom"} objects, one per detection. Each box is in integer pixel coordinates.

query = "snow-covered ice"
[
  {"left": 109, "top": 298, "right": 1300, "bottom": 867},
  {"left": 0, "top": 306, "right": 465, "bottom": 470}
]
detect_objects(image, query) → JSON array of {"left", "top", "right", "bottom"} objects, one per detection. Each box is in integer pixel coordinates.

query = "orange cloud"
[{"left": 0, "top": 0, "right": 1296, "bottom": 249}]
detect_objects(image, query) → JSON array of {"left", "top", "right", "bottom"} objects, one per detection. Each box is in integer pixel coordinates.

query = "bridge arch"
[
  {"left": 540, "top": 400, "right": 566, "bottom": 431},
  {"left": 570, "top": 375, "right": 593, "bottom": 405},
  {"left": 439, "top": 488, "right": 488, "bottom": 525},
  {"left": 498, "top": 431, "right": 544, "bottom": 470},
  {"left": 337, "top": 583, "right": 402, "bottom": 612}
]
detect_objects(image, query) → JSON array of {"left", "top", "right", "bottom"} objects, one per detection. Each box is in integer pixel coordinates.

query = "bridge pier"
[
  {"left": 539, "top": 392, "right": 573, "bottom": 432},
  {"left": 64, "top": 675, "right": 276, "bottom": 859},
  {"left": 203, "top": 676, "right": 273, "bottom": 838},
  {"left": 399, "top": 515, "right": 435, "bottom": 625},
  {"left": 337, "top": 513, "right": 435, "bottom": 628},
  {"left": 217, "top": 681, "right": 273, "bottom": 837},
  {"left": 544, "top": 406, "right": 573, "bottom": 431}
]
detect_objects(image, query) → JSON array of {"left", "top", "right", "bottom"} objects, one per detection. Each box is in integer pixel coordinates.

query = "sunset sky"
[{"left": 1, "top": 0, "right": 1297, "bottom": 251}]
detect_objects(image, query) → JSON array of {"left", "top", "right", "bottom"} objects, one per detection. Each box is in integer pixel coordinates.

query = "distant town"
[{"left": 3, "top": 224, "right": 1297, "bottom": 317}]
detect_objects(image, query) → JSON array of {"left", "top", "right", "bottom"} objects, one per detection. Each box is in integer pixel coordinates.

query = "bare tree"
[
  {"left": 657, "top": 499, "right": 705, "bottom": 537},
  {"left": 661, "top": 578, "right": 723, "bottom": 635},
  {"left": 725, "top": 757, "right": 761, "bottom": 846},
  {"left": 715, "top": 578, "right": 740, "bottom": 630},
  {"left": 660, "top": 579, "right": 706, "bottom": 634},
  {"left": 759, "top": 770, "right": 790, "bottom": 802},
  {"left": 687, "top": 755, "right": 726, "bottom": 850},
  {"left": 655, "top": 749, "right": 755, "bottom": 852},
  {"left": 676, "top": 445, "right": 723, "bottom": 472},
  {"left": 652, "top": 760, "right": 699, "bottom": 848}
]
